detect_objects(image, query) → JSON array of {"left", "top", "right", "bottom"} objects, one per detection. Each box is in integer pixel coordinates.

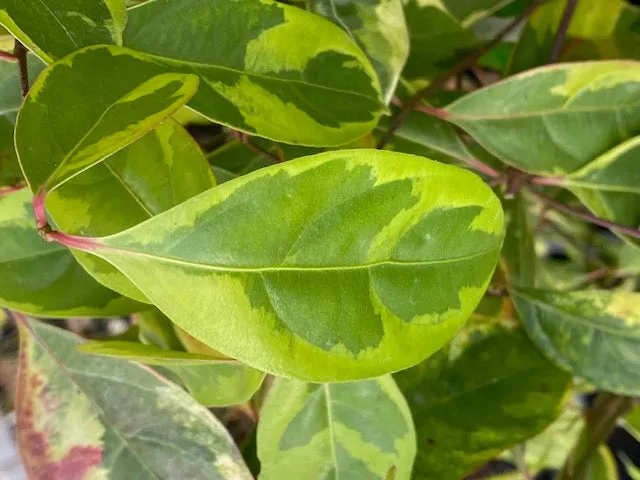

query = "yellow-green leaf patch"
[{"left": 258, "top": 375, "right": 416, "bottom": 479}]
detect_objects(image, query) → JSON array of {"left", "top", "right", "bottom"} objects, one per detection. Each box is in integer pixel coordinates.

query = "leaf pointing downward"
[{"left": 71, "top": 149, "right": 504, "bottom": 381}]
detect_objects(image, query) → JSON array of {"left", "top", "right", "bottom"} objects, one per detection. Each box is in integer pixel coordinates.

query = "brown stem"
[
  {"left": 549, "top": 0, "right": 580, "bottom": 63},
  {"left": 0, "top": 49, "right": 17, "bottom": 62},
  {"left": 13, "top": 40, "right": 29, "bottom": 98},
  {"left": 527, "top": 187, "right": 640, "bottom": 240},
  {"left": 231, "top": 130, "right": 283, "bottom": 163},
  {"left": 556, "top": 393, "right": 632, "bottom": 480},
  {"left": 377, "top": 0, "right": 544, "bottom": 149}
]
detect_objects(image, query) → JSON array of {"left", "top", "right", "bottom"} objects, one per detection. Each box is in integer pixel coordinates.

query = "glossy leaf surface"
[
  {"left": 16, "top": 317, "right": 253, "bottom": 479},
  {"left": 48, "top": 120, "right": 216, "bottom": 301},
  {"left": 0, "top": 55, "right": 44, "bottom": 186},
  {"left": 258, "top": 375, "right": 416, "bottom": 479},
  {"left": 123, "top": 0, "right": 384, "bottom": 146},
  {"left": 0, "top": 0, "right": 126, "bottom": 62},
  {"left": 82, "top": 149, "right": 504, "bottom": 381},
  {"left": 16, "top": 46, "right": 199, "bottom": 194},
  {"left": 310, "top": 0, "right": 409, "bottom": 103},
  {"left": 394, "top": 320, "right": 570, "bottom": 479},
  {"left": 79, "top": 341, "right": 265, "bottom": 407},
  {"left": 0, "top": 190, "right": 140, "bottom": 317},
  {"left": 445, "top": 61, "right": 640, "bottom": 174},
  {"left": 513, "top": 288, "right": 640, "bottom": 395}
]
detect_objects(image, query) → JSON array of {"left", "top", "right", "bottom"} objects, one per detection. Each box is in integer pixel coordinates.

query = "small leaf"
[
  {"left": 77, "top": 150, "right": 504, "bottom": 381},
  {"left": 501, "top": 192, "right": 536, "bottom": 287},
  {"left": 77, "top": 341, "right": 230, "bottom": 365},
  {"left": 394, "top": 320, "right": 570, "bottom": 480},
  {"left": 445, "top": 61, "right": 640, "bottom": 175},
  {"left": 123, "top": 0, "right": 384, "bottom": 146},
  {"left": 258, "top": 375, "right": 416, "bottom": 480},
  {"left": 16, "top": 45, "right": 199, "bottom": 195},
  {"left": 0, "top": 55, "right": 45, "bottom": 186},
  {"left": 47, "top": 120, "right": 216, "bottom": 301},
  {"left": 376, "top": 107, "right": 472, "bottom": 165},
  {"left": 0, "top": 0, "right": 127, "bottom": 61},
  {"left": 623, "top": 405, "right": 640, "bottom": 440},
  {"left": 135, "top": 309, "right": 184, "bottom": 351},
  {"left": 0, "top": 190, "right": 141, "bottom": 317},
  {"left": 564, "top": 136, "right": 640, "bottom": 247},
  {"left": 512, "top": 288, "right": 640, "bottom": 395},
  {"left": 16, "top": 316, "right": 253, "bottom": 479},
  {"left": 310, "top": 0, "right": 409, "bottom": 103}
]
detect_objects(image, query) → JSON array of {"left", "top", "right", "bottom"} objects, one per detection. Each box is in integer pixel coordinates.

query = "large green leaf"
[
  {"left": 79, "top": 341, "right": 266, "bottom": 407},
  {"left": 47, "top": 120, "right": 216, "bottom": 301},
  {"left": 71, "top": 149, "right": 504, "bottom": 381},
  {"left": 258, "top": 375, "right": 416, "bottom": 479},
  {"left": 394, "top": 320, "right": 571, "bottom": 479},
  {"left": 564, "top": 136, "right": 640, "bottom": 247},
  {"left": 512, "top": 288, "right": 640, "bottom": 395},
  {"left": 444, "top": 61, "right": 640, "bottom": 175},
  {"left": 16, "top": 45, "right": 198, "bottom": 196},
  {"left": 310, "top": 0, "right": 409, "bottom": 103},
  {"left": 0, "top": 189, "right": 141, "bottom": 317},
  {"left": 15, "top": 316, "right": 253, "bottom": 479},
  {"left": 0, "top": 0, "right": 126, "bottom": 62},
  {"left": 123, "top": 0, "right": 384, "bottom": 146},
  {"left": 401, "top": 0, "right": 515, "bottom": 79},
  {"left": 0, "top": 55, "right": 45, "bottom": 186}
]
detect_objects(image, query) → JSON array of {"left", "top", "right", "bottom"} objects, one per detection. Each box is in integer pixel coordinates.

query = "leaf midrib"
[{"left": 96, "top": 242, "right": 501, "bottom": 273}]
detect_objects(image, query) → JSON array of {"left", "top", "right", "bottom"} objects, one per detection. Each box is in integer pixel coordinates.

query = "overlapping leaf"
[
  {"left": 564, "top": 136, "right": 640, "bottom": 247},
  {"left": 123, "top": 0, "right": 384, "bottom": 146},
  {"left": 394, "top": 320, "right": 571, "bottom": 479},
  {"left": 79, "top": 340, "right": 265, "bottom": 407},
  {"left": 0, "top": 190, "right": 140, "bottom": 317},
  {"left": 16, "top": 45, "right": 199, "bottom": 196},
  {"left": 444, "top": 61, "right": 640, "bottom": 175},
  {"left": 258, "top": 376, "right": 416, "bottom": 479},
  {"left": 512, "top": 288, "right": 640, "bottom": 395},
  {"left": 0, "top": 0, "right": 126, "bottom": 62},
  {"left": 70, "top": 150, "right": 504, "bottom": 381},
  {"left": 47, "top": 120, "right": 216, "bottom": 301},
  {"left": 310, "top": 0, "right": 409, "bottom": 103},
  {"left": 0, "top": 55, "right": 44, "bottom": 186},
  {"left": 16, "top": 317, "right": 253, "bottom": 479}
]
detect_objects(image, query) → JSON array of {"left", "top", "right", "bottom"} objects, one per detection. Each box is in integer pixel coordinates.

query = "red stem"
[{"left": 0, "top": 183, "right": 26, "bottom": 197}]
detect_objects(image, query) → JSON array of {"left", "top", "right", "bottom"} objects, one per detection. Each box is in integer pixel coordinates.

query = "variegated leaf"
[
  {"left": 394, "top": 320, "right": 571, "bottom": 479},
  {"left": 564, "top": 136, "right": 640, "bottom": 247},
  {"left": 79, "top": 340, "right": 266, "bottom": 408},
  {"left": 47, "top": 120, "right": 216, "bottom": 302},
  {"left": 16, "top": 316, "right": 253, "bottom": 479},
  {"left": 444, "top": 61, "right": 640, "bottom": 175},
  {"left": 123, "top": 0, "right": 384, "bottom": 146},
  {"left": 512, "top": 288, "right": 640, "bottom": 395},
  {"left": 0, "top": 55, "right": 45, "bottom": 186},
  {"left": 0, "top": 0, "right": 126, "bottom": 62},
  {"left": 68, "top": 150, "right": 504, "bottom": 381},
  {"left": 310, "top": 0, "right": 409, "bottom": 103},
  {"left": 16, "top": 46, "right": 199, "bottom": 196},
  {"left": 0, "top": 190, "right": 141, "bottom": 317},
  {"left": 258, "top": 375, "right": 416, "bottom": 479}
]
